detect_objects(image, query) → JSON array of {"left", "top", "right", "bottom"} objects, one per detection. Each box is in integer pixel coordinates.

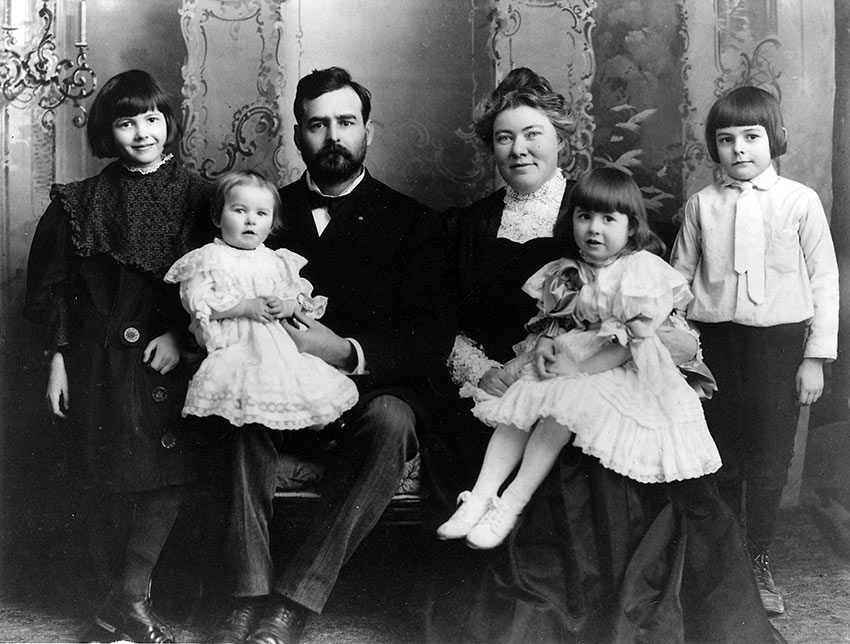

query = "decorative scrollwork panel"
[{"left": 179, "top": 0, "right": 286, "bottom": 182}]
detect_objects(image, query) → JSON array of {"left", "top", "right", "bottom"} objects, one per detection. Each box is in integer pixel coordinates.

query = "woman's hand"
[
  {"left": 477, "top": 367, "right": 516, "bottom": 397},
  {"left": 144, "top": 330, "right": 180, "bottom": 374},
  {"left": 796, "top": 357, "right": 825, "bottom": 406},
  {"left": 264, "top": 296, "right": 299, "bottom": 320},
  {"left": 46, "top": 352, "right": 69, "bottom": 418}
]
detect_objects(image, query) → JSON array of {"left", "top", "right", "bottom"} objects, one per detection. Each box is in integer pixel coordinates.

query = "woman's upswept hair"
[
  {"left": 211, "top": 170, "right": 283, "bottom": 233},
  {"left": 473, "top": 67, "right": 576, "bottom": 151},
  {"left": 553, "top": 167, "right": 665, "bottom": 258},
  {"left": 704, "top": 86, "right": 786, "bottom": 162},
  {"left": 86, "top": 69, "right": 181, "bottom": 158}
]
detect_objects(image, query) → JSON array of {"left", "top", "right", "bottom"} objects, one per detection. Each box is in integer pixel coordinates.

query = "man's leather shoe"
[
  {"left": 246, "top": 595, "right": 307, "bottom": 644},
  {"left": 94, "top": 592, "right": 175, "bottom": 644},
  {"left": 209, "top": 599, "right": 263, "bottom": 644}
]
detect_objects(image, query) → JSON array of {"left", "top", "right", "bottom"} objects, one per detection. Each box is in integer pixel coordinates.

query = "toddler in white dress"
[{"left": 165, "top": 170, "right": 358, "bottom": 430}]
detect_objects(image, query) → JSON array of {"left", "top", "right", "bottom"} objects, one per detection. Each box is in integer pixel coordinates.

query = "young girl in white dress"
[
  {"left": 438, "top": 167, "right": 722, "bottom": 549},
  {"left": 165, "top": 170, "right": 358, "bottom": 430}
]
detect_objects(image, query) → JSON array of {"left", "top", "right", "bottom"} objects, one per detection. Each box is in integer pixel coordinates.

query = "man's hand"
[
  {"left": 283, "top": 310, "right": 356, "bottom": 370},
  {"left": 796, "top": 357, "right": 825, "bottom": 406},
  {"left": 47, "top": 352, "right": 69, "bottom": 418},
  {"left": 264, "top": 296, "right": 299, "bottom": 320},
  {"left": 477, "top": 367, "right": 517, "bottom": 397},
  {"left": 144, "top": 330, "right": 180, "bottom": 374}
]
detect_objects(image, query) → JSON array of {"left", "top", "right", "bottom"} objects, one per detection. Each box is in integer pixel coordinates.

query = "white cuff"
[{"left": 343, "top": 337, "right": 367, "bottom": 375}]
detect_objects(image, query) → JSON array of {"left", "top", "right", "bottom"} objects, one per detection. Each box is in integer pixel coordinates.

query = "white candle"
[{"left": 79, "top": 0, "right": 87, "bottom": 44}]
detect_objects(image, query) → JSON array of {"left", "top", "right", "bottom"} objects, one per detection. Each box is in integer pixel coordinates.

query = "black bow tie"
[{"left": 308, "top": 191, "right": 348, "bottom": 215}]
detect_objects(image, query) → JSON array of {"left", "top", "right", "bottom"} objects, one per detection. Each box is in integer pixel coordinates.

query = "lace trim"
[
  {"left": 497, "top": 171, "right": 567, "bottom": 244},
  {"left": 448, "top": 333, "right": 501, "bottom": 387},
  {"left": 123, "top": 153, "right": 173, "bottom": 175}
]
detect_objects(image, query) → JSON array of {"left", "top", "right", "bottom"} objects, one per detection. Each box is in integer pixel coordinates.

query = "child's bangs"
[
  {"left": 572, "top": 174, "right": 639, "bottom": 218},
  {"left": 112, "top": 94, "right": 164, "bottom": 120},
  {"left": 712, "top": 95, "right": 775, "bottom": 132}
]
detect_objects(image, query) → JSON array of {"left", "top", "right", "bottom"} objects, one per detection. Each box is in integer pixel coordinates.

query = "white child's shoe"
[
  {"left": 436, "top": 491, "right": 489, "bottom": 540},
  {"left": 464, "top": 496, "right": 521, "bottom": 550}
]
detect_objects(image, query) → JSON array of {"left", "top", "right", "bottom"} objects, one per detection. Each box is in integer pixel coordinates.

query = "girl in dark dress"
[
  {"left": 24, "top": 70, "right": 212, "bottom": 643},
  {"left": 445, "top": 68, "right": 785, "bottom": 644}
]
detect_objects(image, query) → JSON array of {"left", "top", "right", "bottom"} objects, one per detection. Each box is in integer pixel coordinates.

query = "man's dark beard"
[{"left": 306, "top": 142, "right": 364, "bottom": 184}]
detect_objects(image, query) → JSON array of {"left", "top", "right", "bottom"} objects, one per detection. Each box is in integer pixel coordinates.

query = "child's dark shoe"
[{"left": 94, "top": 592, "right": 175, "bottom": 643}]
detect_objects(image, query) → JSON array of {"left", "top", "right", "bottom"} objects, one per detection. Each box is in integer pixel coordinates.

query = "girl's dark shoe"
[{"left": 94, "top": 593, "right": 175, "bottom": 644}]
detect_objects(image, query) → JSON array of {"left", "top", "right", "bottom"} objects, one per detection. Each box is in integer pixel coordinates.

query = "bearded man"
[{"left": 208, "top": 67, "right": 454, "bottom": 644}]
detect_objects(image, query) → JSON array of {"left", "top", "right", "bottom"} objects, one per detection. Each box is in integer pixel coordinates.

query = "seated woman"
[{"left": 443, "top": 68, "right": 785, "bottom": 644}]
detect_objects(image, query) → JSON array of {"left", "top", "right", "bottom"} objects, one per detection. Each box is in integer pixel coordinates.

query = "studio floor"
[{"left": 0, "top": 504, "right": 849, "bottom": 644}]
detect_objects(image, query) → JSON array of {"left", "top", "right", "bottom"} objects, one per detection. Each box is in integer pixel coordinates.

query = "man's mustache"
[{"left": 317, "top": 143, "right": 353, "bottom": 159}]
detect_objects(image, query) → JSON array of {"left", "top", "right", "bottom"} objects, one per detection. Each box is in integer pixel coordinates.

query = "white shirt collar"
[{"left": 722, "top": 163, "right": 779, "bottom": 191}]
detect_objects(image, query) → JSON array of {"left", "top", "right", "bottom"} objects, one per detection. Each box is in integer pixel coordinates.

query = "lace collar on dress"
[
  {"left": 123, "top": 153, "right": 174, "bottom": 175},
  {"left": 497, "top": 171, "right": 567, "bottom": 244}
]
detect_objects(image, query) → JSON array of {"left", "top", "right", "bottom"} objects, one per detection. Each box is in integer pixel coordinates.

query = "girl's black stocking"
[{"left": 116, "top": 486, "right": 185, "bottom": 601}]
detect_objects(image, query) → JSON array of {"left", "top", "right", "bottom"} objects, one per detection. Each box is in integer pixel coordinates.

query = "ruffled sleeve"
[
  {"left": 165, "top": 244, "right": 242, "bottom": 350},
  {"left": 599, "top": 251, "right": 695, "bottom": 397},
  {"left": 448, "top": 333, "right": 501, "bottom": 388},
  {"left": 273, "top": 247, "right": 328, "bottom": 319}
]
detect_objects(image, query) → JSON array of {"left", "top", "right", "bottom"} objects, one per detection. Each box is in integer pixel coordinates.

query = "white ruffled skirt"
[
  {"left": 463, "top": 331, "right": 721, "bottom": 484},
  {"left": 185, "top": 318, "right": 359, "bottom": 430}
]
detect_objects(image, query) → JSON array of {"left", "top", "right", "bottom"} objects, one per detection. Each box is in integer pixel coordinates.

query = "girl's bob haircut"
[
  {"left": 211, "top": 170, "right": 284, "bottom": 234},
  {"left": 704, "top": 86, "right": 786, "bottom": 163},
  {"left": 86, "top": 69, "right": 181, "bottom": 159},
  {"left": 553, "top": 166, "right": 665, "bottom": 258}
]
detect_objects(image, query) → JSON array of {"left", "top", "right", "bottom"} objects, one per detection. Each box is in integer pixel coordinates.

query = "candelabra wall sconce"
[{"left": 1, "top": 0, "right": 96, "bottom": 129}]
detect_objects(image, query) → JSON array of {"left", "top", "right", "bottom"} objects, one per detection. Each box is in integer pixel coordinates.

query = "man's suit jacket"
[{"left": 269, "top": 170, "right": 454, "bottom": 407}]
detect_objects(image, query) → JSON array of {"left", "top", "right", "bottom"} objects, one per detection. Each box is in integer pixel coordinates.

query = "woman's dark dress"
[
  {"left": 24, "top": 160, "right": 213, "bottom": 493},
  {"left": 446, "top": 186, "right": 784, "bottom": 644}
]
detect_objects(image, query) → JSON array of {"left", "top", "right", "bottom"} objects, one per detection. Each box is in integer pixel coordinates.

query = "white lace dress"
[
  {"left": 462, "top": 250, "right": 722, "bottom": 484},
  {"left": 165, "top": 239, "right": 358, "bottom": 430}
]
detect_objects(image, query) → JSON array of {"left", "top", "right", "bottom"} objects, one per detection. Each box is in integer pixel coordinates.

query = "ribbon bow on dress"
[{"left": 732, "top": 181, "right": 766, "bottom": 304}]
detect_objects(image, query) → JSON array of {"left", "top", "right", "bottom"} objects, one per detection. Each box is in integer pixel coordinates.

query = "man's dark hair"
[{"left": 293, "top": 67, "right": 372, "bottom": 124}]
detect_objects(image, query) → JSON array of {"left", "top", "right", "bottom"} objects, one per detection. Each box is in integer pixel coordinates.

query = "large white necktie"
[{"left": 733, "top": 181, "right": 765, "bottom": 304}]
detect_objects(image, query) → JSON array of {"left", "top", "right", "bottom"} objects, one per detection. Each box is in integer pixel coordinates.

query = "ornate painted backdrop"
[{"left": 176, "top": 0, "right": 833, "bottom": 246}]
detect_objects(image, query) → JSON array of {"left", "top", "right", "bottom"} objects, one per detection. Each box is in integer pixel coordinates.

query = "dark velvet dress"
[
  {"left": 446, "top": 185, "right": 785, "bottom": 644},
  {"left": 24, "top": 160, "right": 213, "bottom": 494}
]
